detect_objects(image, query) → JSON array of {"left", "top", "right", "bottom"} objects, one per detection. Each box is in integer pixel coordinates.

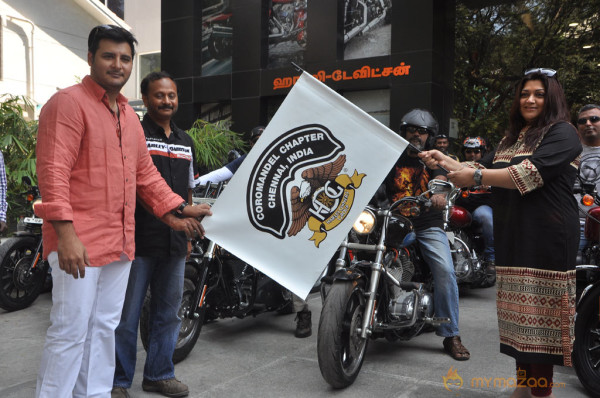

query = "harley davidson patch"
[{"left": 247, "top": 124, "right": 365, "bottom": 246}]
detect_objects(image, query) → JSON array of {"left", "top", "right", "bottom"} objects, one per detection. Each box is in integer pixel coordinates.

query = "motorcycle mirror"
[{"left": 427, "top": 179, "right": 454, "bottom": 195}]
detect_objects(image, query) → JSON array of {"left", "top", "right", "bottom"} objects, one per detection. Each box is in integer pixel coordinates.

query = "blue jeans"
[
  {"left": 113, "top": 255, "right": 186, "bottom": 387},
  {"left": 416, "top": 227, "right": 460, "bottom": 337},
  {"left": 472, "top": 205, "right": 495, "bottom": 262}
]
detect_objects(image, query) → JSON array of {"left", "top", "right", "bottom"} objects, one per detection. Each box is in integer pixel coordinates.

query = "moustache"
[
  {"left": 408, "top": 137, "right": 424, "bottom": 151},
  {"left": 158, "top": 105, "right": 174, "bottom": 110}
]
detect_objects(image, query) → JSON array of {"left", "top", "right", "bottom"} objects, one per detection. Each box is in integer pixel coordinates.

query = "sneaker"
[
  {"left": 111, "top": 387, "right": 131, "bottom": 398},
  {"left": 142, "top": 378, "right": 189, "bottom": 397},
  {"left": 295, "top": 310, "right": 312, "bottom": 338}
]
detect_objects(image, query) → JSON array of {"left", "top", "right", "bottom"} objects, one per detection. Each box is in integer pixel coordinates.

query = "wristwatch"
[
  {"left": 173, "top": 201, "right": 187, "bottom": 215},
  {"left": 473, "top": 169, "right": 483, "bottom": 186}
]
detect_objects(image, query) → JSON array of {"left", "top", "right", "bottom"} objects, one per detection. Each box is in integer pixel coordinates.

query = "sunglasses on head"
[
  {"left": 524, "top": 68, "right": 557, "bottom": 77},
  {"left": 405, "top": 126, "right": 429, "bottom": 135},
  {"left": 464, "top": 149, "right": 481, "bottom": 154},
  {"left": 577, "top": 116, "right": 600, "bottom": 125}
]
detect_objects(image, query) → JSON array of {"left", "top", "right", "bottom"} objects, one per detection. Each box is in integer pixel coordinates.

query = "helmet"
[
  {"left": 399, "top": 108, "right": 439, "bottom": 138},
  {"left": 462, "top": 136, "right": 486, "bottom": 155},
  {"left": 250, "top": 126, "right": 265, "bottom": 140}
]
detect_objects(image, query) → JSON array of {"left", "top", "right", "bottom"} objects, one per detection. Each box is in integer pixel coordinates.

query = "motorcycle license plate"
[
  {"left": 446, "top": 231, "right": 455, "bottom": 245},
  {"left": 24, "top": 217, "right": 43, "bottom": 225}
]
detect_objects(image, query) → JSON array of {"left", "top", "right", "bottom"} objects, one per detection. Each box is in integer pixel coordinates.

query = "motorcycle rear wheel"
[
  {"left": 140, "top": 264, "right": 205, "bottom": 364},
  {"left": 0, "top": 237, "right": 46, "bottom": 312},
  {"left": 573, "top": 285, "right": 600, "bottom": 396},
  {"left": 317, "top": 280, "right": 368, "bottom": 389}
]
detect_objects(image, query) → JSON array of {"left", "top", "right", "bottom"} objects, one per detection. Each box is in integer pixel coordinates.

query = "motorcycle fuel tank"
[
  {"left": 585, "top": 206, "right": 600, "bottom": 241},
  {"left": 449, "top": 205, "right": 472, "bottom": 228}
]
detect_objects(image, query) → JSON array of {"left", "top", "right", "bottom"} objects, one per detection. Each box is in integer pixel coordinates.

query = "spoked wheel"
[
  {"left": 0, "top": 237, "right": 47, "bottom": 312},
  {"left": 140, "top": 264, "right": 205, "bottom": 364},
  {"left": 317, "top": 281, "right": 368, "bottom": 388},
  {"left": 573, "top": 285, "right": 600, "bottom": 396}
]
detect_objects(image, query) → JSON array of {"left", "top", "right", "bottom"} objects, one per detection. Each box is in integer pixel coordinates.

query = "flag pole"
[{"left": 291, "top": 62, "right": 306, "bottom": 73}]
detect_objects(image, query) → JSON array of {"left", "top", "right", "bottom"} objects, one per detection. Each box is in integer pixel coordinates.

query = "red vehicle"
[
  {"left": 443, "top": 185, "right": 496, "bottom": 288},
  {"left": 573, "top": 170, "right": 600, "bottom": 395}
]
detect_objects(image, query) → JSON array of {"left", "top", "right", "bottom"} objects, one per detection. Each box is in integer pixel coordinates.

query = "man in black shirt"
[
  {"left": 113, "top": 72, "right": 196, "bottom": 398},
  {"left": 386, "top": 108, "right": 469, "bottom": 361}
]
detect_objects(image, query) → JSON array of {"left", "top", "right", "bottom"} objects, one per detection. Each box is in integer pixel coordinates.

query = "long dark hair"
[{"left": 499, "top": 72, "right": 570, "bottom": 151}]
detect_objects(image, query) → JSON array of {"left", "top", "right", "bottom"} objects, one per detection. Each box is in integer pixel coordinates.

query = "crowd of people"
[{"left": 11, "top": 23, "right": 594, "bottom": 398}]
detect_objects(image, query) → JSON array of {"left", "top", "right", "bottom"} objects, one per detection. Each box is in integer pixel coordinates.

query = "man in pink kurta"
[{"left": 35, "top": 25, "right": 210, "bottom": 398}]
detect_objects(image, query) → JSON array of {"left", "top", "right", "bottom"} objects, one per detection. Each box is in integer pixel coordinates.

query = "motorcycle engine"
[
  {"left": 389, "top": 290, "right": 416, "bottom": 320},
  {"left": 275, "top": 4, "right": 294, "bottom": 32}
]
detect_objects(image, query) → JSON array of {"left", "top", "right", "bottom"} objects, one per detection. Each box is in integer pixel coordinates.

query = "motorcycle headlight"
[
  {"left": 32, "top": 198, "right": 43, "bottom": 216},
  {"left": 353, "top": 210, "right": 376, "bottom": 235}
]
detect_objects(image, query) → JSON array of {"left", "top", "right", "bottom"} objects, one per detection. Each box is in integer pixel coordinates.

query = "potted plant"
[{"left": 186, "top": 119, "right": 248, "bottom": 173}]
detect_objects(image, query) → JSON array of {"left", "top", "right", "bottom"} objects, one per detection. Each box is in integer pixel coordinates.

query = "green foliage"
[
  {"left": 454, "top": 0, "right": 600, "bottom": 148},
  {"left": 0, "top": 94, "right": 38, "bottom": 232},
  {"left": 186, "top": 119, "right": 248, "bottom": 171}
]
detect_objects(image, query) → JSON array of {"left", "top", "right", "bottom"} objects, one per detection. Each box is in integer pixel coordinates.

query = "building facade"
[
  {"left": 0, "top": 0, "right": 160, "bottom": 118},
  {"left": 162, "top": 0, "right": 456, "bottom": 137}
]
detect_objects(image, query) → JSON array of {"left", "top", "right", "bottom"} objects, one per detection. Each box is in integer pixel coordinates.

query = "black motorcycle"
[
  {"left": 572, "top": 161, "right": 600, "bottom": 395},
  {"left": 0, "top": 177, "right": 49, "bottom": 312},
  {"left": 317, "top": 179, "right": 452, "bottom": 388},
  {"left": 139, "top": 182, "right": 293, "bottom": 364}
]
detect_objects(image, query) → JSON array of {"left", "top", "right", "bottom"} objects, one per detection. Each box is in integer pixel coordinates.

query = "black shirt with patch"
[
  {"left": 135, "top": 115, "right": 199, "bottom": 257},
  {"left": 385, "top": 152, "right": 446, "bottom": 231}
]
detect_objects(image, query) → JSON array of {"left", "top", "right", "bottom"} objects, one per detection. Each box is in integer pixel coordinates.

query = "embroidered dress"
[{"left": 487, "top": 121, "right": 581, "bottom": 366}]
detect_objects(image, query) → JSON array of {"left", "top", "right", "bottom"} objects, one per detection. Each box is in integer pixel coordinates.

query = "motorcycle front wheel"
[
  {"left": 0, "top": 237, "right": 46, "bottom": 312},
  {"left": 317, "top": 280, "right": 368, "bottom": 389},
  {"left": 140, "top": 264, "right": 206, "bottom": 364},
  {"left": 573, "top": 284, "right": 600, "bottom": 396}
]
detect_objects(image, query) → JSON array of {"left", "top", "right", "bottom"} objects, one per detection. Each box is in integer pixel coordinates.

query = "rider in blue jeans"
[
  {"left": 385, "top": 108, "right": 470, "bottom": 361},
  {"left": 457, "top": 137, "right": 495, "bottom": 266},
  {"left": 113, "top": 72, "right": 197, "bottom": 398}
]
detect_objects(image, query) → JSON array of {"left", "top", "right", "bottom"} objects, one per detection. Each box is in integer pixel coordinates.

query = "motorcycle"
[
  {"left": 268, "top": 0, "right": 307, "bottom": 48},
  {"left": 317, "top": 179, "right": 453, "bottom": 388},
  {"left": 203, "top": 0, "right": 307, "bottom": 61},
  {"left": 139, "top": 182, "right": 293, "bottom": 364},
  {"left": 0, "top": 177, "right": 49, "bottom": 312},
  {"left": 443, "top": 185, "right": 496, "bottom": 288},
  {"left": 343, "top": 0, "right": 392, "bottom": 44},
  {"left": 203, "top": 1, "right": 233, "bottom": 61},
  {"left": 572, "top": 165, "right": 600, "bottom": 396}
]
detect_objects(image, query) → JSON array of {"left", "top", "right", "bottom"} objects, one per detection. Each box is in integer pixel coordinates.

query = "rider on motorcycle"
[
  {"left": 385, "top": 108, "right": 470, "bottom": 361},
  {"left": 456, "top": 136, "right": 495, "bottom": 267}
]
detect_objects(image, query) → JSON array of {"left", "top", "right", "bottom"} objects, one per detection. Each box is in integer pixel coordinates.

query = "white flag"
[{"left": 201, "top": 72, "right": 408, "bottom": 299}]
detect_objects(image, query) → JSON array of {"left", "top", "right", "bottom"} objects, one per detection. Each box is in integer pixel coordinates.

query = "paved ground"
[{"left": 0, "top": 285, "right": 591, "bottom": 397}]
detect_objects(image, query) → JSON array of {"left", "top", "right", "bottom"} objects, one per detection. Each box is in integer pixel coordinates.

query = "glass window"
[{"left": 138, "top": 52, "right": 161, "bottom": 96}]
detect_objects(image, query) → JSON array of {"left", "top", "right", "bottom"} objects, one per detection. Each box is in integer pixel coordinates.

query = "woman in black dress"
[{"left": 419, "top": 69, "right": 581, "bottom": 398}]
